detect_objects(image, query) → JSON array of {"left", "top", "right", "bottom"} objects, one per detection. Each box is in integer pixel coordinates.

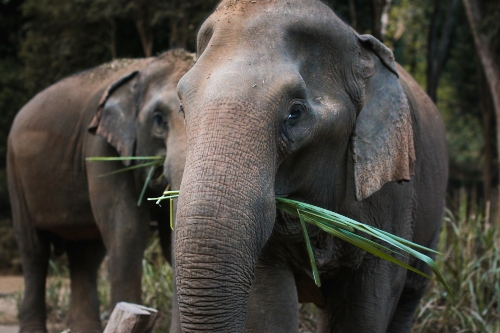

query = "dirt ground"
[
  {"left": 0, "top": 276, "right": 69, "bottom": 333},
  {"left": 0, "top": 275, "right": 22, "bottom": 332}
]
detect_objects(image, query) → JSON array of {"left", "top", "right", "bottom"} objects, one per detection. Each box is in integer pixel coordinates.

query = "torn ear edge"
[
  {"left": 88, "top": 71, "right": 139, "bottom": 133},
  {"left": 357, "top": 34, "right": 399, "bottom": 78},
  {"left": 353, "top": 36, "right": 415, "bottom": 201}
]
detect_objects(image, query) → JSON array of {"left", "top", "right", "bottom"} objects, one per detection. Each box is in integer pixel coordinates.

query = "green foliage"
[
  {"left": 436, "top": 2, "right": 486, "bottom": 188},
  {"left": 141, "top": 235, "right": 174, "bottom": 332},
  {"left": 482, "top": 0, "right": 500, "bottom": 60},
  {"left": 19, "top": 0, "right": 123, "bottom": 94},
  {"left": 45, "top": 259, "right": 70, "bottom": 324},
  {"left": 385, "top": 0, "right": 432, "bottom": 87}
]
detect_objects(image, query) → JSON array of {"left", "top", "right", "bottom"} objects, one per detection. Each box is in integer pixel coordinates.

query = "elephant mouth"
[{"left": 148, "top": 167, "right": 168, "bottom": 189}]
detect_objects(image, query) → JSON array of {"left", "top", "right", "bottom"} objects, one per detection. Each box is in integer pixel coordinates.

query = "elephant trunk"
[{"left": 174, "top": 107, "right": 276, "bottom": 332}]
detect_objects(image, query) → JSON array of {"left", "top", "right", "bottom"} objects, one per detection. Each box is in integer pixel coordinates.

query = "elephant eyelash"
[{"left": 178, "top": 104, "right": 185, "bottom": 115}]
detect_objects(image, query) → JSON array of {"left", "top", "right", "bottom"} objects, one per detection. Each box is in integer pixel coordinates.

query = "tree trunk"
[
  {"left": 478, "top": 63, "right": 495, "bottom": 205},
  {"left": 427, "top": 0, "right": 457, "bottom": 102},
  {"left": 427, "top": 0, "right": 440, "bottom": 101},
  {"left": 103, "top": 302, "right": 157, "bottom": 333},
  {"left": 372, "top": 0, "right": 384, "bottom": 40},
  {"left": 349, "top": 0, "right": 357, "bottom": 31},
  {"left": 463, "top": 0, "right": 500, "bottom": 218},
  {"left": 380, "top": 0, "right": 392, "bottom": 40},
  {"left": 109, "top": 18, "right": 117, "bottom": 59},
  {"left": 133, "top": 0, "right": 153, "bottom": 57},
  {"left": 372, "top": 0, "right": 392, "bottom": 41},
  {"left": 169, "top": 0, "right": 179, "bottom": 48}
]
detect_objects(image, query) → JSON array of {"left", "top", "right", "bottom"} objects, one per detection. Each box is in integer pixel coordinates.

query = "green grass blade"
[
  {"left": 170, "top": 198, "right": 174, "bottom": 230},
  {"left": 370, "top": 228, "right": 441, "bottom": 254},
  {"left": 150, "top": 191, "right": 451, "bottom": 298},
  {"left": 340, "top": 221, "right": 441, "bottom": 255},
  {"left": 137, "top": 166, "right": 155, "bottom": 207},
  {"left": 162, "top": 190, "right": 180, "bottom": 196},
  {"left": 97, "top": 161, "right": 162, "bottom": 177},
  {"left": 279, "top": 197, "right": 439, "bottom": 255},
  {"left": 86, "top": 156, "right": 165, "bottom": 161},
  {"left": 298, "top": 210, "right": 321, "bottom": 287},
  {"left": 276, "top": 200, "right": 354, "bottom": 232},
  {"left": 305, "top": 218, "right": 406, "bottom": 257},
  {"left": 332, "top": 228, "right": 434, "bottom": 279},
  {"left": 361, "top": 225, "right": 454, "bottom": 299},
  {"left": 148, "top": 191, "right": 179, "bottom": 205}
]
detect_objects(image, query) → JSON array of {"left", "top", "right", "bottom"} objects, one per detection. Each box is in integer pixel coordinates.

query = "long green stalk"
[
  {"left": 149, "top": 190, "right": 452, "bottom": 298},
  {"left": 86, "top": 156, "right": 164, "bottom": 177},
  {"left": 86, "top": 156, "right": 165, "bottom": 161},
  {"left": 87, "top": 156, "right": 165, "bottom": 206},
  {"left": 137, "top": 166, "right": 156, "bottom": 206}
]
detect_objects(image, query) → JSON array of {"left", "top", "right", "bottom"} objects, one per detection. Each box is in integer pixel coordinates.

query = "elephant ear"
[
  {"left": 352, "top": 34, "right": 416, "bottom": 201},
  {"left": 88, "top": 71, "right": 139, "bottom": 166}
]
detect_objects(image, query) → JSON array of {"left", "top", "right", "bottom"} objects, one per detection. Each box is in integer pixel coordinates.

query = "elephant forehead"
[{"left": 209, "top": 0, "right": 341, "bottom": 36}]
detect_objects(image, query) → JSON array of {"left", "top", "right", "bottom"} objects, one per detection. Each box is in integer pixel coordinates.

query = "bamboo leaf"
[
  {"left": 298, "top": 210, "right": 321, "bottom": 287},
  {"left": 137, "top": 166, "right": 156, "bottom": 207},
  {"left": 170, "top": 198, "right": 174, "bottom": 230},
  {"left": 86, "top": 156, "right": 165, "bottom": 161},
  {"left": 149, "top": 190, "right": 452, "bottom": 298},
  {"left": 97, "top": 161, "right": 162, "bottom": 177}
]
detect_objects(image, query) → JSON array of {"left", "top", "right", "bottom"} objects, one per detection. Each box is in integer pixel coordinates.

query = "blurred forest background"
[
  {"left": 0, "top": 0, "right": 499, "bottom": 264},
  {"left": 0, "top": 0, "right": 499, "bottom": 331}
]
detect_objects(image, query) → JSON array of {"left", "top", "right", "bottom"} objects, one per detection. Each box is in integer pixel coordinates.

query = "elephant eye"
[
  {"left": 152, "top": 112, "right": 168, "bottom": 130},
  {"left": 178, "top": 103, "right": 185, "bottom": 118},
  {"left": 288, "top": 102, "right": 305, "bottom": 121}
]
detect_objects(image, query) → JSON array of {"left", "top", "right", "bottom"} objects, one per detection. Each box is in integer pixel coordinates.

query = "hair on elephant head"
[{"left": 174, "top": 1, "right": 447, "bottom": 332}]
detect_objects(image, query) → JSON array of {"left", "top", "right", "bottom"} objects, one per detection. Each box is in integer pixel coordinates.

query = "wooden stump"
[{"left": 103, "top": 302, "right": 158, "bottom": 333}]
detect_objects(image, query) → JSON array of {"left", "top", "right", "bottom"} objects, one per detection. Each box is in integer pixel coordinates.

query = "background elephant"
[
  {"left": 174, "top": 1, "right": 448, "bottom": 333},
  {"left": 7, "top": 50, "right": 193, "bottom": 333}
]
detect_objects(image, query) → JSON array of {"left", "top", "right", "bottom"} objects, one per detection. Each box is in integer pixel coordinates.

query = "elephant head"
[
  {"left": 175, "top": 1, "right": 415, "bottom": 331},
  {"left": 89, "top": 50, "right": 195, "bottom": 191}
]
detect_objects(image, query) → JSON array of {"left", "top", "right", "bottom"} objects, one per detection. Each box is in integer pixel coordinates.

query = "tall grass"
[
  {"left": 412, "top": 195, "right": 500, "bottom": 332},
  {"left": 17, "top": 232, "right": 173, "bottom": 332},
  {"left": 98, "top": 232, "right": 174, "bottom": 332},
  {"left": 139, "top": 234, "right": 174, "bottom": 332},
  {"left": 21, "top": 197, "right": 499, "bottom": 332}
]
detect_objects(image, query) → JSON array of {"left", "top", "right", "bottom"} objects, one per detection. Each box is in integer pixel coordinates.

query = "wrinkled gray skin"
[
  {"left": 7, "top": 50, "right": 193, "bottom": 333},
  {"left": 174, "top": 1, "right": 448, "bottom": 332}
]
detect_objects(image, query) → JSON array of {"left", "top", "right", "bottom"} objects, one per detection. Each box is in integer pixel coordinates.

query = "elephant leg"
[
  {"left": 65, "top": 240, "right": 106, "bottom": 333},
  {"left": 104, "top": 217, "right": 149, "bottom": 308},
  {"left": 387, "top": 262, "right": 431, "bottom": 333},
  {"left": 320, "top": 260, "right": 406, "bottom": 333},
  {"left": 245, "top": 261, "right": 299, "bottom": 333},
  {"left": 18, "top": 230, "right": 51, "bottom": 333}
]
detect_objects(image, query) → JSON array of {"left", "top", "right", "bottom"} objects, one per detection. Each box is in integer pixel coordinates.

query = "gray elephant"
[
  {"left": 7, "top": 50, "right": 193, "bottom": 333},
  {"left": 173, "top": 1, "right": 448, "bottom": 332}
]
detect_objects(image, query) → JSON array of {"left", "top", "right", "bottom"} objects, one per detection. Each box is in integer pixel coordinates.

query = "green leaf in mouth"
[{"left": 149, "top": 190, "right": 453, "bottom": 299}]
